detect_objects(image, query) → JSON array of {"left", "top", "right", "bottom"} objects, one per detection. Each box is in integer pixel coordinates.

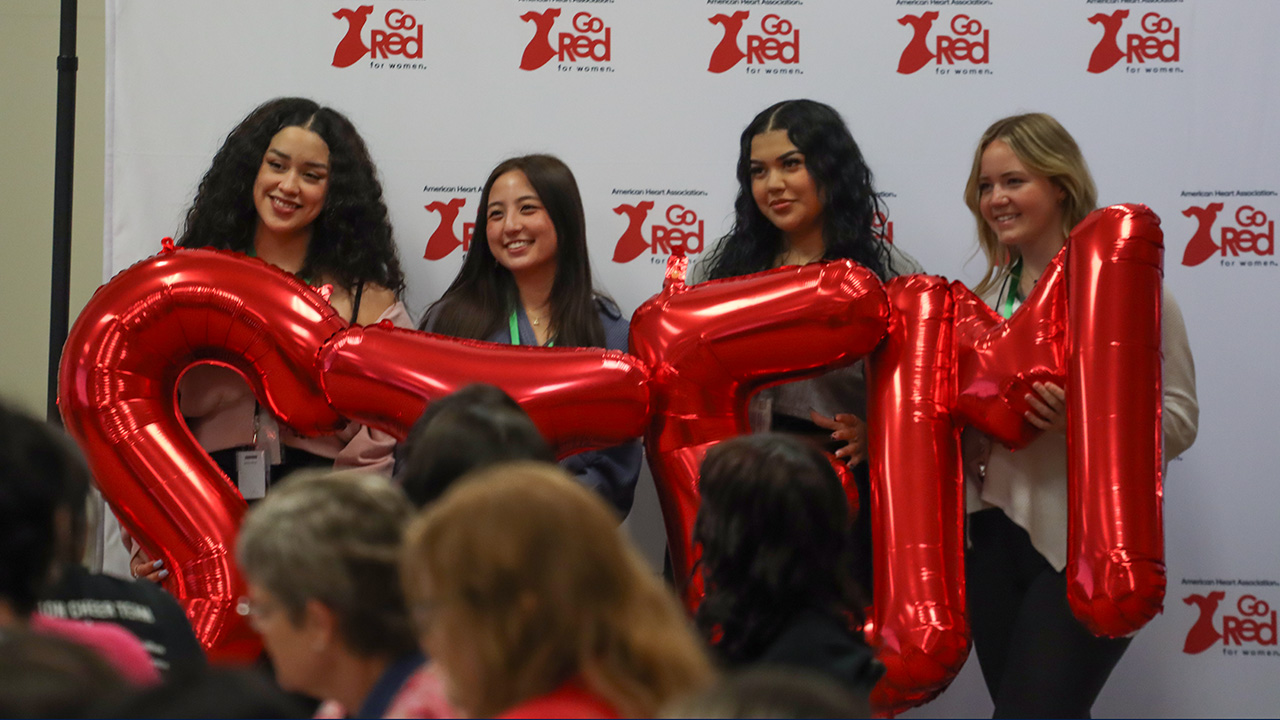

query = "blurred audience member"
[
  {"left": 0, "top": 628, "right": 131, "bottom": 717},
  {"left": 36, "top": 418, "right": 205, "bottom": 677},
  {"left": 662, "top": 666, "right": 870, "bottom": 719},
  {"left": 694, "top": 433, "right": 882, "bottom": 697},
  {"left": 0, "top": 400, "right": 158, "bottom": 686},
  {"left": 237, "top": 469, "right": 451, "bottom": 718},
  {"left": 397, "top": 384, "right": 554, "bottom": 508},
  {"left": 402, "top": 462, "right": 715, "bottom": 718},
  {"left": 101, "top": 667, "right": 311, "bottom": 718}
]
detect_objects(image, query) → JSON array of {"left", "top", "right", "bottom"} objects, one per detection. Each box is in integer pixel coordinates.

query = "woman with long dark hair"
[
  {"left": 702, "top": 99, "right": 922, "bottom": 590},
  {"left": 961, "top": 112, "right": 1198, "bottom": 717},
  {"left": 694, "top": 433, "right": 882, "bottom": 698},
  {"left": 130, "top": 97, "right": 410, "bottom": 581},
  {"left": 420, "top": 154, "right": 641, "bottom": 516}
]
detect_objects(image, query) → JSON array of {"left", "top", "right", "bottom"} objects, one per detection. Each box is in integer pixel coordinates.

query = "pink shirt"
[
  {"left": 32, "top": 612, "right": 161, "bottom": 686},
  {"left": 178, "top": 300, "right": 413, "bottom": 477}
]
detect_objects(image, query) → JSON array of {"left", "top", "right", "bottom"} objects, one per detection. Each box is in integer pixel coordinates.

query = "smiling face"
[
  {"left": 252, "top": 125, "right": 331, "bottom": 243},
  {"left": 749, "top": 129, "right": 825, "bottom": 250},
  {"left": 485, "top": 170, "right": 559, "bottom": 281},
  {"left": 977, "top": 139, "right": 1067, "bottom": 257}
]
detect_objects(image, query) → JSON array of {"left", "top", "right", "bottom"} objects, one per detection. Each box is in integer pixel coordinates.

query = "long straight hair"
[
  {"left": 964, "top": 113, "right": 1097, "bottom": 296},
  {"left": 422, "top": 154, "right": 606, "bottom": 348}
]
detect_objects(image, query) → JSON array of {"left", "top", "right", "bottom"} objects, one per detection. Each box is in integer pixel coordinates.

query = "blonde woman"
[
  {"left": 961, "top": 113, "right": 1198, "bottom": 717},
  {"left": 402, "top": 462, "right": 715, "bottom": 718}
]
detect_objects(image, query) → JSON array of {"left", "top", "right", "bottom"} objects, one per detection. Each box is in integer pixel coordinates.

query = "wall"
[{"left": 0, "top": 1, "right": 105, "bottom": 416}]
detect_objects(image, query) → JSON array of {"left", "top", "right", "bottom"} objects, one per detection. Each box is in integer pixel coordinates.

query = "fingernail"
[
  {"left": 152, "top": 560, "right": 164, "bottom": 569},
  {"left": 831, "top": 432, "right": 840, "bottom": 440},
  {"left": 157, "top": 569, "right": 169, "bottom": 579}
]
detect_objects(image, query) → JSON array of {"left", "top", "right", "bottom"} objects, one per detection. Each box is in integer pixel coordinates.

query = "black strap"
[{"left": 349, "top": 283, "right": 364, "bottom": 324}]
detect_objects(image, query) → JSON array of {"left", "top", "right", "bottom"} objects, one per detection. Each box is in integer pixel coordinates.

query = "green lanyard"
[
  {"left": 509, "top": 310, "right": 555, "bottom": 347},
  {"left": 1000, "top": 259, "right": 1023, "bottom": 320}
]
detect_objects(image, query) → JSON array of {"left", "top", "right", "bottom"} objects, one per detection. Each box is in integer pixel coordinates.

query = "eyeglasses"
[{"left": 235, "top": 594, "right": 279, "bottom": 631}]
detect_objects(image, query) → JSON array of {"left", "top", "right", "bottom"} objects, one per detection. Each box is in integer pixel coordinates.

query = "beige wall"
[{"left": 0, "top": 1, "right": 106, "bottom": 418}]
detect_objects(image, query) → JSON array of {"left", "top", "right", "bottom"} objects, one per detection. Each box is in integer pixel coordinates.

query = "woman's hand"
[
  {"left": 810, "top": 410, "right": 866, "bottom": 467},
  {"left": 130, "top": 548, "right": 168, "bottom": 583},
  {"left": 1025, "top": 381, "right": 1067, "bottom": 434}
]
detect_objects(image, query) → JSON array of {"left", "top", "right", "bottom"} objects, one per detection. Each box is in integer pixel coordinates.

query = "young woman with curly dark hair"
[
  {"left": 129, "top": 98, "right": 411, "bottom": 581},
  {"left": 701, "top": 99, "right": 923, "bottom": 593},
  {"left": 419, "top": 154, "right": 642, "bottom": 517},
  {"left": 693, "top": 433, "right": 882, "bottom": 699}
]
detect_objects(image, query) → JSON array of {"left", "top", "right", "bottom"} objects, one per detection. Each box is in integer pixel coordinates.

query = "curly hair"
[
  {"left": 421, "top": 154, "right": 607, "bottom": 348},
  {"left": 702, "top": 99, "right": 891, "bottom": 282},
  {"left": 964, "top": 113, "right": 1097, "bottom": 296},
  {"left": 177, "top": 97, "right": 405, "bottom": 296},
  {"left": 693, "top": 433, "right": 866, "bottom": 665}
]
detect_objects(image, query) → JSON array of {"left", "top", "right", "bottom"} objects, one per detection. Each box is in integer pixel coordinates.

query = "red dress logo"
[
  {"left": 708, "top": 11, "right": 750, "bottom": 73},
  {"left": 424, "top": 199, "right": 474, "bottom": 260},
  {"left": 897, "top": 12, "right": 939, "bottom": 74},
  {"left": 520, "top": 9, "right": 561, "bottom": 70},
  {"left": 1087, "top": 10, "right": 1129, "bottom": 73},
  {"left": 332, "top": 5, "right": 374, "bottom": 68}
]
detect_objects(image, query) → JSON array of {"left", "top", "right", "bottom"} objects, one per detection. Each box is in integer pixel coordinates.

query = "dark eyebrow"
[
  {"left": 750, "top": 149, "right": 802, "bottom": 164},
  {"left": 265, "top": 148, "right": 328, "bottom": 169},
  {"left": 490, "top": 195, "right": 541, "bottom": 208}
]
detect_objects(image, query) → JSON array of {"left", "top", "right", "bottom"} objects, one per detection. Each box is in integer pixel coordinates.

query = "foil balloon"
[
  {"left": 952, "top": 246, "right": 1068, "bottom": 449},
  {"left": 629, "top": 252, "right": 890, "bottom": 607},
  {"left": 1064, "top": 205, "right": 1166, "bottom": 637},
  {"left": 59, "top": 246, "right": 346, "bottom": 663},
  {"left": 864, "top": 275, "right": 969, "bottom": 716},
  {"left": 318, "top": 323, "right": 650, "bottom": 456},
  {"left": 59, "top": 246, "right": 653, "bottom": 662}
]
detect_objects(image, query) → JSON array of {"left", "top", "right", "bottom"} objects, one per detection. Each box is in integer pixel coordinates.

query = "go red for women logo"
[
  {"left": 519, "top": 9, "right": 612, "bottom": 70},
  {"left": 332, "top": 6, "right": 423, "bottom": 67},
  {"left": 1087, "top": 10, "right": 1181, "bottom": 73},
  {"left": 897, "top": 12, "right": 989, "bottom": 74},
  {"left": 612, "top": 202, "right": 706, "bottom": 263},
  {"left": 1184, "top": 593, "right": 1278, "bottom": 654},
  {"left": 1181, "top": 204, "right": 1275, "bottom": 267},
  {"left": 708, "top": 12, "right": 800, "bottom": 73},
  {"left": 423, "top": 198, "right": 475, "bottom": 261}
]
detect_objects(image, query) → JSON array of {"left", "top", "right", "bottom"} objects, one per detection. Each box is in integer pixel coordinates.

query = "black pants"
[{"left": 966, "top": 508, "right": 1131, "bottom": 719}]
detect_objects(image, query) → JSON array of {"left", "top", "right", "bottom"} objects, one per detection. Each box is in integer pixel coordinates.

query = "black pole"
[{"left": 48, "top": 0, "right": 79, "bottom": 424}]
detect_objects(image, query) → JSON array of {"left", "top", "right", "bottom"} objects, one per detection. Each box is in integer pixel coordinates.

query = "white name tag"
[{"left": 236, "top": 449, "right": 268, "bottom": 500}]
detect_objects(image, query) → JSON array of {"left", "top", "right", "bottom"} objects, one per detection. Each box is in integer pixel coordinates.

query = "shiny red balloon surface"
[{"left": 59, "top": 247, "right": 651, "bottom": 662}]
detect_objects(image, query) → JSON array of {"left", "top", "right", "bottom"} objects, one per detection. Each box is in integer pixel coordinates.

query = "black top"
[
  {"left": 39, "top": 563, "right": 206, "bottom": 677},
  {"left": 750, "top": 608, "right": 884, "bottom": 696}
]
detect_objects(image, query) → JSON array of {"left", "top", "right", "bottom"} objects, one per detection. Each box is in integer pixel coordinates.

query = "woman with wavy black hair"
[
  {"left": 420, "top": 154, "right": 642, "bottom": 516},
  {"left": 128, "top": 98, "right": 411, "bottom": 581},
  {"left": 178, "top": 97, "right": 405, "bottom": 300},
  {"left": 702, "top": 99, "right": 922, "bottom": 592},
  {"left": 694, "top": 433, "right": 882, "bottom": 698},
  {"left": 703, "top": 99, "right": 901, "bottom": 284}
]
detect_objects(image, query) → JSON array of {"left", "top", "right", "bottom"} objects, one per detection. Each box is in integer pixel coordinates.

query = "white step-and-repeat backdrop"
[{"left": 106, "top": 1, "right": 1278, "bottom": 715}]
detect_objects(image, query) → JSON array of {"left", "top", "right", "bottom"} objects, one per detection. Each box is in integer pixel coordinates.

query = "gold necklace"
[{"left": 527, "top": 308, "right": 548, "bottom": 326}]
